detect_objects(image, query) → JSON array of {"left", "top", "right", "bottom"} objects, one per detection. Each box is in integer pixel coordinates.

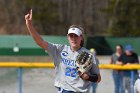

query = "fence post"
[
  {"left": 18, "top": 67, "right": 22, "bottom": 93},
  {"left": 131, "top": 70, "right": 134, "bottom": 93}
]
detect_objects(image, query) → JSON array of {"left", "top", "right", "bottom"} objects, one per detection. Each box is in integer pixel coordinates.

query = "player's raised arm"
[{"left": 25, "top": 9, "right": 48, "bottom": 50}]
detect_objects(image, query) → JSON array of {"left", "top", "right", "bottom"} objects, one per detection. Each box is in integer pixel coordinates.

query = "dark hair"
[
  {"left": 69, "top": 25, "right": 85, "bottom": 47},
  {"left": 116, "top": 44, "right": 124, "bottom": 53},
  {"left": 116, "top": 44, "right": 123, "bottom": 50}
]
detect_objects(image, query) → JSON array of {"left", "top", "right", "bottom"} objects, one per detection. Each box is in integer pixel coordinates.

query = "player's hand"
[
  {"left": 80, "top": 73, "right": 89, "bottom": 80},
  {"left": 25, "top": 9, "right": 32, "bottom": 24}
]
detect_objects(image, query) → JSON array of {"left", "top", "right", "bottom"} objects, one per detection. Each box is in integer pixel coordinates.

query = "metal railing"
[{"left": 0, "top": 62, "right": 140, "bottom": 93}]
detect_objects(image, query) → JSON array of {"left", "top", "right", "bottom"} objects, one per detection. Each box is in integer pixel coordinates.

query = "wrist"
[
  {"left": 80, "top": 73, "right": 90, "bottom": 80},
  {"left": 80, "top": 73, "right": 99, "bottom": 83},
  {"left": 26, "top": 20, "right": 32, "bottom": 25},
  {"left": 88, "top": 74, "right": 99, "bottom": 82}
]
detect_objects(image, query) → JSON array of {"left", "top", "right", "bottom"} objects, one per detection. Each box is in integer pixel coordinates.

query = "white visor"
[{"left": 67, "top": 28, "right": 82, "bottom": 36}]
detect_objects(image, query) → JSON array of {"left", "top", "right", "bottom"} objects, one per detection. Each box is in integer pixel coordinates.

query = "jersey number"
[{"left": 65, "top": 67, "right": 77, "bottom": 77}]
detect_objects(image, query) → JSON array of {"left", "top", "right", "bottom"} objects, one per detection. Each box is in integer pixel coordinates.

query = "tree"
[
  {"left": 22, "top": 0, "right": 63, "bottom": 35},
  {"left": 104, "top": 0, "right": 140, "bottom": 37}
]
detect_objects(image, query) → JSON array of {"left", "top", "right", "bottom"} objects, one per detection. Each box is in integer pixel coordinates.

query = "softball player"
[{"left": 25, "top": 9, "right": 101, "bottom": 93}]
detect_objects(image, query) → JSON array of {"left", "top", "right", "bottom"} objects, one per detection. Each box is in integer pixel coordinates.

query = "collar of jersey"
[{"left": 70, "top": 46, "right": 82, "bottom": 52}]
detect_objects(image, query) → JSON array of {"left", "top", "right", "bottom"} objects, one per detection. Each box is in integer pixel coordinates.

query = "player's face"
[
  {"left": 67, "top": 33, "right": 82, "bottom": 49},
  {"left": 125, "top": 50, "right": 133, "bottom": 56},
  {"left": 116, "top": 46, "right": 122, "bottom": 54}
]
